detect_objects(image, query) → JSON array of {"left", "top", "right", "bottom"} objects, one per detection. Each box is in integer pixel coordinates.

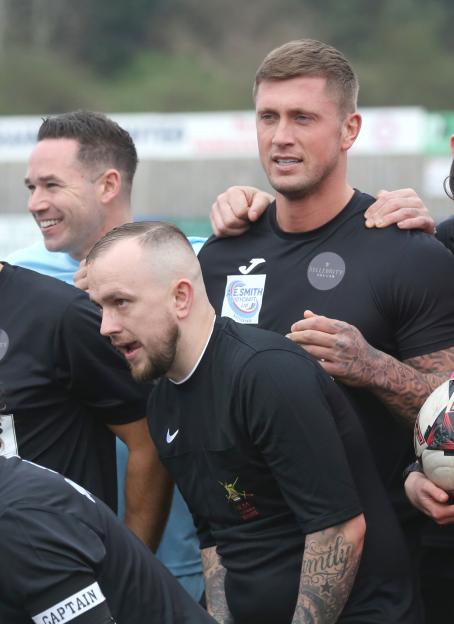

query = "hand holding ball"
[{"left": 414, "top": 377, "right": 454, "bottom": 494}]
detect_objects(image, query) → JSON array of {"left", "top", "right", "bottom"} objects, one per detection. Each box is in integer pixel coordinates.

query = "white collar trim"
[{"left": 169, "top": 315, "right": 216, "bottom": 385}]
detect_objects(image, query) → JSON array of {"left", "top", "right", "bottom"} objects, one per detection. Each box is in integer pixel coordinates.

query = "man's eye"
[
  {"left": 116, "top": 299, "right": 128, "bottom": 308},
  {"left": 259, "top": 113, "right": 275, "bottom": 121}
]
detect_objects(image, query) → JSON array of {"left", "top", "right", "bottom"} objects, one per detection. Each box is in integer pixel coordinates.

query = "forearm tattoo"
[
  {"left": 292, "top": 523, "right": 362, "bottom": 624},
  {"left": 201, "top": 547, "right": 234, "bottom": 624},
  {"left": 371, "top": 346, "right": 454, "bottom": 427},
  {"left": 327, "top": 318, "right": 454, "bottom": 426}
]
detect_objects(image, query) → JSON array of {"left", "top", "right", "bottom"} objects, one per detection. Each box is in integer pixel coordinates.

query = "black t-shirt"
[
  {"left": 149, "top": 318, "right": 419, "bottom": 624},
  {"left": 436, "top": 215, "right": 454, "bottom": 254},
  {"left": 199, "top": 190, "right": 454, "bottom": 524},
  {"left": 0, "top": 455, "right": 214, "bottom": 624},
  {"left": 0, "top": 263, "right": 149, "bottom": 510}
]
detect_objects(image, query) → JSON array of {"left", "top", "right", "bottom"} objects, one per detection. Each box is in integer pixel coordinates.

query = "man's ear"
[
  {"left": 173, "top": 279, "right": 193, "bottom": 320},
  {"left": 341, "top": 112, "right": 361, "bottom": 151},
  {"left": 450, "top": 134, "right": 454, "bottom": 156},
  {"left": 97, "top": 169, "right": 122, "bottom": 204}
]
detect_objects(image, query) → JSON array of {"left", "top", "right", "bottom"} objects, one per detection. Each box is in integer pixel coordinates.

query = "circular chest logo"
[
  {"left": 0, "top": 329, "right": 9, "bottom": 361},
  {"left": 307, "top": 252, "right": 346, "bottom": 291}
]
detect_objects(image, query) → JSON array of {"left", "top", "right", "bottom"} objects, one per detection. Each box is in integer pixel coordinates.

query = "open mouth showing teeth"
[
  {"left": 39, "top": 219, "right": 61, "bottom": 229},
  {"left": 275, "top": 158, "right": 300, "bottom": 165}
]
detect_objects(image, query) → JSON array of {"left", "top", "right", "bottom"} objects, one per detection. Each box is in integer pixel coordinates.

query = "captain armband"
[{"left": 32, "top": 581, "right": 115, "bottom": 624}]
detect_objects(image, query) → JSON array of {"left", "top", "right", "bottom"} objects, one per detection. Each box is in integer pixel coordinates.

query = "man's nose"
[
  {"left": 28, "top": 188, "right": 50, "bottom": 214},
  {"left": 272, "top": 119, "right": 294, "bottom": 146},
  {"left": 100, "top": 310, "right": 120, "bottom": 337}
]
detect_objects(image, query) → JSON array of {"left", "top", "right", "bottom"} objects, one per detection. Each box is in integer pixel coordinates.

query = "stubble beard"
[
  {"left": 130, "top": 323, "right": 180, "bottom": 382},
  {"left": 269, "top": 153, "right": 339, "bottom": 202}
]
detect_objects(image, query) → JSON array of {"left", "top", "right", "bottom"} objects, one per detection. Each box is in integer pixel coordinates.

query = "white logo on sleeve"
[
  {"left": 238, "top": 258, "right": 266, "bottom": 275},
  {"left": 64, "top": 478, "right": 96, "bottom": 503},
  {"left": 166, "top": 428, "right": 179, "bottom": 444},
  {"left": 32, "top": 582, "right": 106, "bottom": 623},
  {"left": 0, "top": 414, "right": 18, "bottom": 458},
  {"left": 0, "top": 328, "right": 9, "bottom": 361}
]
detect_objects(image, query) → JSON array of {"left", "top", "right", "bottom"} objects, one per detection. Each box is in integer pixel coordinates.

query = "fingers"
[
  {"left": 287, "top": 312, "right": 340, "bottom": 364},
  {"left": 290, "top": 311, "right": 340, "bottom": 335},
  {"left": 395, "top": 215, "right": 436, "bottom": 235},
  {"left": 405, "top": 471, "right": 453, "bottom": 522},
  {"left": 286, "top": 328, "right": 335, "bottom": 349},
  {"left": 364, "top": 188, "right": 434, "bottom": 233},
  {"left": 210, "top": 187, "right": 251, "bottom": 238},
  {"left": 210, "top": 207, "right": 245, "bottom": 238},
  {"left": 74, "top": 260, "right": 89, "bottom": 292},
  {"left": 419, "top": 477, "right": 451, "bottom": 504},
  {"left": 210, "top": 186, "right": 273, "bottom": 237},
  {"left": 365, "top": 188, "right": 413, "bottom": 220},
  {"left": 248, "top": 190, "right": 274, "bottom": 221}
]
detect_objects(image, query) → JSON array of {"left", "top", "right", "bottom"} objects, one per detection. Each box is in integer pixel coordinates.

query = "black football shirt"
[
  {"left": 0, "top": 263, "right": 149, "bottom": 510},
  {"left": 199, "top": 190, "right": 454, "bottom": 523},
  {"left": 0, "top": 455, "right": 214, "bottom": 624},
  {"left": 149, "top": 318, "right": 420, "bottom": 623}
]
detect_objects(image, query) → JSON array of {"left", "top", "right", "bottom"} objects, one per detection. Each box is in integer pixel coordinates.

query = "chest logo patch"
[
  {"left": 221, "top": 274, "right": 266, "bottom": 324},
  {"left": 0, "top": 329, "right": 9, "bottom": 361},
  {"left": 219, "top": 476, "right": 259, "bottom": 521},
  {"left": 307, "top": 252, "right": 346, "bottom": 291}
]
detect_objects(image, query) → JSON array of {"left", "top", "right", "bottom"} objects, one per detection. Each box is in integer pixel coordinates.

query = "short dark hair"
[
  {"left": 37, "top": 110, "right": 138, "bottom": 192},
  {"left": 253, "top": 39, "right": 359, "bottom": 117},
  {"left": 86, "top": 221, "right": 193, "bottom": 264},
  {"left": 444, "top": 158, "right": 454, "bottom": 200}
]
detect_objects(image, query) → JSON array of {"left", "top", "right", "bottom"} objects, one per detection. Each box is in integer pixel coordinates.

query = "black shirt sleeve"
[
  {"left": 436, "top": 215, "right": 454, "bottom": 255},
  {"left": 238, "top": 349, "right": 363, "bottom": 535},
  {"left": 54, "top": 292, "right": 150, "bottom": 425},
  {"left": 30, "top": 576, "right": 116, "bottom": 623},
  {"left": 381, "top": 231, "right": 454, "bottom": 360},
  {"left": 1, "top": 506, "right": 112, "bottom": 621}
]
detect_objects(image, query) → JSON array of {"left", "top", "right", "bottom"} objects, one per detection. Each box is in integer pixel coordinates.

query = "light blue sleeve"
[
  {"left": 187, "top": 236, "right": 207, "bottom": 257},
  {"left": 6, "top": 242, "right": 79, "bottom": 285}
]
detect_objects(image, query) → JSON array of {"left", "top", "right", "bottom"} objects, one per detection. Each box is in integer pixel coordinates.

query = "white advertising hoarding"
[{"left": 0, "top": 107, "right": 430, "bottom": 162}]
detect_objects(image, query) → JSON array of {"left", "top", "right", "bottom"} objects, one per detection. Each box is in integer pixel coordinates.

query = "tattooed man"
[
  {"left": 199, "top": 39, "right": 454, "bottom": 590},
  {"left": 87, "top": 221, "right": 421, "bottom": 623}
]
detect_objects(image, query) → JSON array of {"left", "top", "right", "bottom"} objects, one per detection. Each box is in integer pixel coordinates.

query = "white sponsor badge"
[
  {"left": 221, "top": 274, "right": 266, "bottom": 324},
  {"left": 32, "top": 582, "right": 106, "bottom": 624},
  {"left": 0, "top": 414, "right": 18, "bottom": 457}
]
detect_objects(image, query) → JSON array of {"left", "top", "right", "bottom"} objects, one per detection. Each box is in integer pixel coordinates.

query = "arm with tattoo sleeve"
[
  {"left": 288, "top": 311, "right": 454, "bottom": 427},
  {"left": 201, "top": 546, "right": 234, "bottom": 624},
  {"left": 292, "top": 515, "right": 365, "bottom": 624},
  {"left": 369, "top": 347, "right": 454, "bottom": 426}
]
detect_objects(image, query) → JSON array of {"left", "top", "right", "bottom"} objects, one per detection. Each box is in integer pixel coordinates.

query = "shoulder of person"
[{"left": 6, "top": 241, "right": 78, "bottom": 284}]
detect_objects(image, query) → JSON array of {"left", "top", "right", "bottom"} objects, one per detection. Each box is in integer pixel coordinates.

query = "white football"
[{"left": 414, "top": 377, "right": 454, "bottom": 493}]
